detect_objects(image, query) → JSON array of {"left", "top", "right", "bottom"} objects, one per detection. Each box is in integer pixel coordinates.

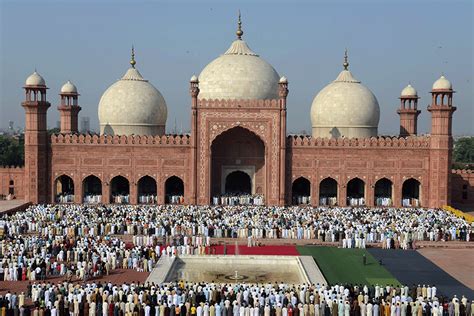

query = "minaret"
[
  {"left": 279, "top": 76, "right": 289, "bottom": 204},
  {"left": 58, "top": 81, "right": 81, "bottom": 134},
  {"left": 22, "top": 71, "right": 51, "bottom": 204},
  {"left": 427, "top": 75, "right": 457, "bottom": 208},
  {"left": 397, "top": 84, "right": 421, "bottom": 136},
  {"left": 190, "top": 74, "right": 200, "bottom": 205}
]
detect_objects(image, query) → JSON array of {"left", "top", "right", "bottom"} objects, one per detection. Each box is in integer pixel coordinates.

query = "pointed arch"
[
  {"left": 319, "top": 177, "right": 338, "bottom": 206},
  {"left": 292, "top": 177, "right": 311, "bottom": 205},
  {"left": 54, "top": 175, "right": 74, "bottom": 203},
  {"left": 82, "top": 175, "right": 102, "bottom": 203},
  {"left": 110, "top": 175, "right": 130, "bottom": 204},
  {"left": 347, "top": 177, "right": 365, "bottom": 206},
  {"left": 137, "top": 175, "right": 157, "bottom": 204},
  {"left": 165, "top": 176, "right": 184, "bottom": 204},
  {"left": 402, "top": 178, "right": 421, "bottom": 207},
  {"left": 374, "top": 178, "right": 393, "bottom": 207},
  {"left": 225, "top": 171, "right": 251, "bottom": 194}
]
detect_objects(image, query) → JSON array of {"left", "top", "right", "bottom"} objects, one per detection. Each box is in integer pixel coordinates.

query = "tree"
[
  {"left": 0, "top": 135, "right": 24, "bottom": 166},
  {"left": 453, "top": 137, "right": 474, "bottom": 163}
]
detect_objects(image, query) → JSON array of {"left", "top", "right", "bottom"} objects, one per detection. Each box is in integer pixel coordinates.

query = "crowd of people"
[
  {"left": 0, "top": 204, "right": 472, "bottom": 282},
  {"left": 0, "top": 281, "right": 472, "bottom": 315}
]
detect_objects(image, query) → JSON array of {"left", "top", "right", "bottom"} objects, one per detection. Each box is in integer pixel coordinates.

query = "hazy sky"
[{"left": 0, "top": 0, "right": 472, "bottom": 135}]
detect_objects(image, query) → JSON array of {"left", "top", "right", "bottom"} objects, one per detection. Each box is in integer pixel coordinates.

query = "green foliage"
[
  {"left": 453, "top": 137, "right": 474, "bottom": 163},
  {"left": 48, "top": 128, "right": 61, "bottom": 135},
  {"left": 0, "top": 135, "right": 24, "bottom": 167}
]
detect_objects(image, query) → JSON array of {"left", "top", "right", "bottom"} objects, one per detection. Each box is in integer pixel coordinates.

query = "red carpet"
[{"left": 211, "top": 244, "right": 299, "bottom": 256}]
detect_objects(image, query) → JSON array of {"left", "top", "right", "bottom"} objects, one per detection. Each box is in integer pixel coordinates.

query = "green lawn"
[{"left": 297, "top": 246, "right": 400, "bottom": 286}]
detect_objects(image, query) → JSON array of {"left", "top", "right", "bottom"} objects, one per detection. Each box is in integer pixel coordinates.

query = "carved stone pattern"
[{"left": 198, "top": 111, "right": 280, "bottom": 200}]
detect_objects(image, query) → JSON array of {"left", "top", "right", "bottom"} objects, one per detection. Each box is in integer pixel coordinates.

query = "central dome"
[
  {"left": 98, "top": 53, "right": 167, "bottom": 136},
  {"left": 311, "top": 53, "right": 380, "bottom": 139},
  {"left": 198, "top": 17, "right": 280, "bottom": 100}
]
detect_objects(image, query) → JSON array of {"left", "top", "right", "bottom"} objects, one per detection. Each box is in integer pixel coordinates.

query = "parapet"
[
  {"left": 197, "top": 98, "right": 279, "bottom": 108},
  {"left": 452, "top": 169, "right": 473, "bottom": 175},
  {"left": 50, "top": 133, "right": 191, "bottom": 146},
  {"left": 0, "top": 166, "right": 24, "bottom": 170},
  {"left": 287, "top": 135, "right": 431, "bottom": 148}
]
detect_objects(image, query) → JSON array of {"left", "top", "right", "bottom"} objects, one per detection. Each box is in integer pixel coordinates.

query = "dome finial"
[
  {"left": 130, "top": 45, "right": 136, "bottom": 68},
  {"left": 236, "top": 10, "right": 243, "bottom": 40},
  {"left": 343, "top": 48, "right": 349, "bottom": 70}
]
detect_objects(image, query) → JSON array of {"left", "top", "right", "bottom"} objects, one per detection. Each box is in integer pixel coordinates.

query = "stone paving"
[
  {"left": 417, "top": 248, "right": 474, "bottom": 290},
  {"left": 0, "top": 200, "right": 27, "bottom": 214},
  {"left": 0, "top": 269, "right": 148, "bottom": 296}
]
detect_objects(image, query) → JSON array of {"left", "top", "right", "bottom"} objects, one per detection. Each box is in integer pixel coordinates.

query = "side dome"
[
  {"left": 401, "top": 84, "right": 417, "bottom": 97},
  {"left": 61, "top": 80, "right": 78, "bottom": 94},
  {"left": 25, "top": 71, "right": 46, "bottom": 87},
  {"left": 432, "top": 75, "right": 452, "bottom": 90},
  {"left": 198, "top": 17, "right": 280, "bottom": 100},
  {"left": 98, "top": 61, "right": 167, "bottom": 136},
  {"left": 310, "top": 55, "right": 380, "bottom": 139}
]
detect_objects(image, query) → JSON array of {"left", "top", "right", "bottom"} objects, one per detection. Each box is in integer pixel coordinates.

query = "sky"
[{"left": 0, "top": 0, "right": 473, "bottom": 135}]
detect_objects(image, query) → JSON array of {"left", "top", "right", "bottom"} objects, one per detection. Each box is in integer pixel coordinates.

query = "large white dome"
[
  {"left": 98, "top": 67, "right": 167, "bottom": 136},
  {"left": 311, "top": 66, "right": 380, "bottom": 139},
  {"left": 198, "top": 39, "right": 280, "bottom": 100}
]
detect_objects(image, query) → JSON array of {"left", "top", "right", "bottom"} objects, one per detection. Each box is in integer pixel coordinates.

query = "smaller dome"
[
  {"left": 61, "top": 80, "right": 78, "bottom": 94},
  {"left": 432, "top": 75, "right": 452, "bottom": 90},
  {"left": 25, "top": 71, "right": 46, "bottom": 86},
  {"left": 401, "top": 84, "right": 417, "bottom": 97},
  {"left": 190, "top": 75, "right": 198, "bottom": 83},
  {"left": 279, "top": 76, "right": 288, "bottom": 84}
]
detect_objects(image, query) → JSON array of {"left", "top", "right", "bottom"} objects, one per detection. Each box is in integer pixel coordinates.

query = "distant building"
[{"left": 80, "top": 117, "right": 90, "bottom": 134}]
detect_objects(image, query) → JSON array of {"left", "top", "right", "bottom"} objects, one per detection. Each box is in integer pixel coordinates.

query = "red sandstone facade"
[{"left": 0, "top": 77, "right": 473, "bottom": 210}]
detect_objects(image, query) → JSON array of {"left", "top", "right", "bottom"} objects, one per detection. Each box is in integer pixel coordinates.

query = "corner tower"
[
  {"left": 428, "top": 75, "right": 456, "bottom": 207},
  {"left": 22, "top": 71, "right": 51, "bottom": 203}
]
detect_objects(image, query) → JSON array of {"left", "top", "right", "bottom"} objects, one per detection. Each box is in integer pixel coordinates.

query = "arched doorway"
[
  {"left": 319, "top": 177, "right": 338, "bottom": 206},
  {"left": 347, "top": 178, "right": 365, "bottom": 206},
  {"left": 165, "top": 176, "right": 184, "bottom": 204},
  {"left": 137, "top": 176, "right": 157, "bottom": 204},
  {"left": 402, "top": 178, "right": 421, "bottom": 207},
  {"left": 292, "top": 177, "right": 311, "bottom": 205},
  {"left": 82, "top": 175, "right": 102, "bottom": 203},
  {"left": 110, "top": 176, "right": 130, "bottom": 204},
  {"left": 211, "top": 127, "right": 265, "bottom": 204},
  {"left": 374, "top": 178, "right": 393, "bottom": 207},
  {"left": 55, "top": 175, "right": 74, "bottom": 203},
  {"left": 225, "top": 171, "right": 251, "bottom": 194},
  {"left": 8, "top": 180, "right": 14, "bottom": 196}
]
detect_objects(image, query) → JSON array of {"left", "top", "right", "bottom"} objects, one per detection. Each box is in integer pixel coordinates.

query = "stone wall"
[
  {"left": 451, "top": 169, "right": 474, "bottom": 212},
  {"left": 287, "top": 135, "right": 433, "bottom": 207},
  {"left": 49, "top": 133, "right": 192, "bottom": 204},
  {"left": 0, "top": 167, "right": 25, "bottom": 200}
]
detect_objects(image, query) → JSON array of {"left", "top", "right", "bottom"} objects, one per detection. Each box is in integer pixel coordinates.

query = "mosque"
[{"left": 0, "top": 16, "right": 473, "bottom": 209}]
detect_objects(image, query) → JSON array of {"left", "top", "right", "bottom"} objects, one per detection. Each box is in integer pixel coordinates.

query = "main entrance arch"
[
  {"left": 225, "top": 171, "right": 251, "bottom": 194},
  {"left": 211, "top": 127, "right": 265, "bottom": 201}
]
